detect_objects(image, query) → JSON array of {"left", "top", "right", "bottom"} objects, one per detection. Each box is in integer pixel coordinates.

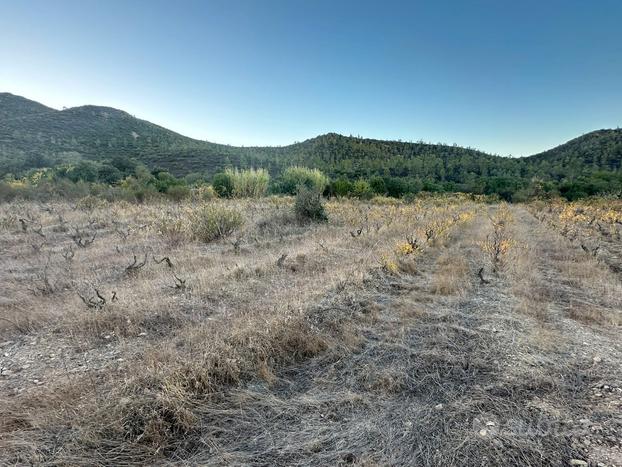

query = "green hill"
[
  {"left": 0, "top": 93, "right": 56, "bottom": 120},
  {"left": 1, "top": 92, "right": 621, "bottom": 198},
  {"left": 528, "top": 129, "right": 622, "bottom": 172}
]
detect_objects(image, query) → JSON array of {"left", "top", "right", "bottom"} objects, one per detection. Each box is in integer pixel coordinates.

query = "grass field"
[{"left": 1, "top": 196, "right": 621, "bottom": 465}]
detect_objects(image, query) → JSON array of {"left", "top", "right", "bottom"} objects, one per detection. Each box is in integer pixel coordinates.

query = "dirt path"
[
  {"left": 185, "top": 206, "right": 622, "bottom": 466},
  {"left": 509, "top": 206, "right": 622, "bottom": 466}
]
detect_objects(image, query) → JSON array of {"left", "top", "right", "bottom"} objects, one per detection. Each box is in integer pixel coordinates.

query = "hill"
[
  {"left": 2, "top": 93, "right": 508, "bottom": 179},
  {"left": 529, "top": 129, "right": 622, "bottom": 171},
  {"left": 0, "top": 92, "right": 56, "bottom": 120},
  {"left": 1, "top": 93, "right": 621, "bottom": 197},
  {"left": 0, "top": 93, "right": 227, "bottom": 175}
]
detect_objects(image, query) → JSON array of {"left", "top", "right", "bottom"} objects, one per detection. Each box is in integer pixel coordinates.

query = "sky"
[{"left": 1, "top": 0, "right": 621, "bottom": 156}]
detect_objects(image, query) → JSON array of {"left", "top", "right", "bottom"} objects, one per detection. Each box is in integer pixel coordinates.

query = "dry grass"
[
  {"left": 567, "top": 301, "right": 622, "bottom": 326},
  {"left": 1, "top": 197, "right": 621, "bottom": 465},
  {"left": 0, "top": 196, "right": 476, "bottom": 463},
  {"left": 430, "top": 252, "right": 470, "bottom": 296}
]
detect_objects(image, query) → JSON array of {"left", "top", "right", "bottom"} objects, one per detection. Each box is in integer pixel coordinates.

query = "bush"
[
  {"left": 227, "top": 168, "right": 270, "bottom": 198},
  {"left": 189, "top": 205, "right": 245, "bottom": 242},
  {"left": 98, "top": 164, "right": 123, "bottom": 184},
  {"left": 155, "top": 211, "right": 189, "bottom": 246},
  {"left": 331, "top": 178, "right": 353, "bottom": 197},
  {"left": 280, "top": 166, "right": 329, "bottom": 195},
  {"left": 193, "top": 185, "right": 218, "bottom": 201},
  {"left": 119, "top": 176, "right": 159, "bottom": 203},
  {"left": 76, "top": 195, "right": 106, "bottom": 211},
  {"left": 295, "top": 186, "right": 327, "bottom": 222},
  {"left": 65, "top": 161, "right": 100, "bottom": 183},
  {"left": 384, "top": 177, "right": 408, "bottom": 198},
  {"left": 165, "top": 184, "right": 191, "bottom": 201},
  {"left": 352, "top": 179, "right": 374, "bottom": 199},
  {"left": 212, "top": 172, "right": 235, "bottom": 198},
  {"left": 369, "top": 176, "right": 387, "bottom": 195}
]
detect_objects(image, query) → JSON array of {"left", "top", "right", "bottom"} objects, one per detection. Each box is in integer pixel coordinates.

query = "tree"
[
  {"left": 98, "top": 164, "right": 122, "bottom": 184},
  {"left": 352, "top": 179, "right": 374, "bottom": 199},
  {"left": 67, "top": 161, "right": 99, "bottom": 182},
  {"left": 331, "top": 178, "right": 353, "bottom": 197}
]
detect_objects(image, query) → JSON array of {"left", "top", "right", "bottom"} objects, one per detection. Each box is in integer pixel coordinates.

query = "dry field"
[
  {"left": 529, "top": 199, "right": 622, "bottom": 276},
  {"left": 1, "top": 196, "right": 621, "bottom": 466}
]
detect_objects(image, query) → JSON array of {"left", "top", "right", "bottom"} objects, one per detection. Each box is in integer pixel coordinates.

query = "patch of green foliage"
[{"left": 276, "top": 166, "right": 329, "bottom": 194}]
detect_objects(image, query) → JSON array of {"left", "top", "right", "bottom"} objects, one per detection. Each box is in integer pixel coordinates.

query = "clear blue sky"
[{"left": 1, "top": 0, "right": 621, "bottom": 156}]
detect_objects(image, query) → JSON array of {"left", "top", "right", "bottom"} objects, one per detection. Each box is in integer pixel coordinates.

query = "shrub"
[
  {"left": 193, "top": 185, "right": 218, "bottom": 201},
  {"left": 384, "top": 177, "right": 408, "bottom": 198},
  {"left": 119, "top": 176, "right": 159, "bottom": 203},
  {"left": 402, "top": 192, "right": 418, "bottom": 203},
  {"left": 295, "top": 186, "right": 327, "bottom": 222},
  {"left": 165, "top": 184, "right": 191, "bottom": 201},
  {"left": 280, "top": 166, "right": 329, "bottom": 195},
  {"left": 189, "top": 204, "right": 245, "bottom": 242},
  {"left": 331, "top": 178, "right": 353, "bottom": 197},
  {"left": 0, "top": 181, "right": 20, "bottom": 202},
  {"left": 212, "top": 172, "right": 235, "bottom": 198},
  {"left": 76, "top": 195, "right": 106, "bottom": 211},
  {"left": 150, "top": 171, "right": 187, "bottom": 194},
  {"left": 352, "top": 179, "right": 374, "bottom": 199},
  {"left": 155, "top": 211, "right": 189, "bottom": 246},
  {"left": 369, "top": 176, "right": 387, "bottom": 195},
  {"left": 226, "top": 168, "right": 270, "bottom": 198},
  {"left": 98, "top": 164, "right": 123, "bottom": 184},
  {"left": 65, "top": 161, "right": 100, "bottom": 183}
]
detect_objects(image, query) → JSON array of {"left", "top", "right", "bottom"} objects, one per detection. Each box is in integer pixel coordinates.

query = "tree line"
[{"left": 2, "top": 154, "right": 621, "bottom": 203}]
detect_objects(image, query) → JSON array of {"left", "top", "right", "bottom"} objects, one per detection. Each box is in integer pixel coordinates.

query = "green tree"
[
  {"left": 352, "top": 179, "right": 374, "bottom": 199},
  {"left": 331, "top": 178, "right": 353, "bottom": 197},
  {"left": 98, "top": 164, "right": 122, "bottom": 184}
]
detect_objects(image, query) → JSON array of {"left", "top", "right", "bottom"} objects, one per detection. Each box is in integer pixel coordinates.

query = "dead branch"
[
  {"left": 32, "top": 223, "right": 46, "bottom": 238},
  {"left": 350, "top": 228, "right": 363, "bottom": 237},
  {"left": 28, "top": 254, "right": 56, "bottom": 296},
  {"left": 153, "top": 255, "right": 174, "bottom": 268},
  {"left": 31, "top": 241, "right": 46, "bottom": 254},
  {"left": 276, "top": 253, "right": 288, "bottom": 268},
  {"left": 478, "top": 267, "right": 490, "bottom": 285},
  {"left": 126, "top": 253, "right": 148, "bottom": 275},
  {"left": 115, "top": 226, "right": 131, "bottom": 242},
  {"left": 172, "top": 273, "right": 187, "bottom": 290},
  {"left": 69, "top": 226, "right": 97, "bottom": 248},
  {"left": 406, "top": 235, "right": 421, "bottom": 252},
  {"left": 229, "top": 232, "right": 244, "bottom": 254},
  {"left": 581, "top": 244, "right": 600, "bottom": 256},
  {"left": 76, "top": 288, "right": 106, "bottom": 310}
]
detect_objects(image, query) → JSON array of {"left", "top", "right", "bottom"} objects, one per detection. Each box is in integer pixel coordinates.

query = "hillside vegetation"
[{"left": 1, "top": 92, "right": 621, "bottom": 200}]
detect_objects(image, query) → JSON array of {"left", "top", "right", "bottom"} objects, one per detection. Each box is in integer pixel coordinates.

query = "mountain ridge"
[{"left": 1, "top": 93, "right": 621, "bottom": 191}]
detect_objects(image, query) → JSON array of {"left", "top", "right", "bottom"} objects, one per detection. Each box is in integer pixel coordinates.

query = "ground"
[{"left": 0, "top": 196, "right": 621, "bottom": 466}]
